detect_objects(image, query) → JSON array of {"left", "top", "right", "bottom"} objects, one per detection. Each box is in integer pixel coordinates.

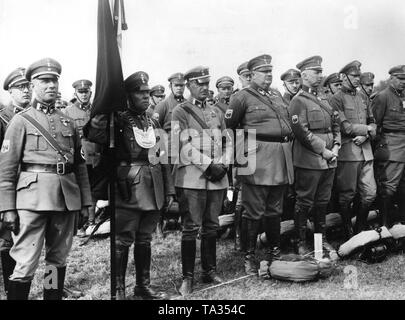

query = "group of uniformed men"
[{"left": 0, "top": 54, "right": 405, "bottom": 300}]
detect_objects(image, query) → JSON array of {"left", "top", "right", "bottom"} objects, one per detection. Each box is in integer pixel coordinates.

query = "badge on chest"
[{"left": 132, "top": 125, "right": 156, "bottom": 149}]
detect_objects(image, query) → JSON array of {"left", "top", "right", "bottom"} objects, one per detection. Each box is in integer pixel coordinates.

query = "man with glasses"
[
  {"left": 281, "top": 69, "right": 301, "bottom": 104},
  {"left": 0, "top": 67, "right": 31, "bottom": 297},
  {"left": 371, "top": 65, "right": 405, "bottom": 228},
  {"left": 237, "top": 61, "right": 252, "bottom": 89},
  {"left": 172, "top": 66, "right": 232, "bottom": 295},
  {"left": 289, "top": 56, "right": 341, "bottom": 256},
  {"left": 329, "top": 61, "right": 377, "bottom": 237},
  {"left": 226, "top": 54, "right": 294, "bottom": 274},
  {"left": 64, "top": 80, "right": 98, "bottom": 237}
]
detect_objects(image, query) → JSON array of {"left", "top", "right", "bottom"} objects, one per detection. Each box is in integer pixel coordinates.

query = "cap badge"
[
  {"left": 292, "top": 115, "right": 299, "bottom": 124},
  {"left": 141, "top": 73, "right": 146, "bottom": 84}
]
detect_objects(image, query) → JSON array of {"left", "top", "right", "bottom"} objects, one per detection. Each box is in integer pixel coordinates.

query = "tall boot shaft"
[
  {"left": 340, "top": 205, "right": 354, "bottom": 241},
  {"left": 43, "top": 266, "right": 66, "bottom": 300},
  {"left": 294, "top": 205, "right": 311, "bottom": 256},
  {"left": 355, "top": 204, "right": 370, "bottom": 234},
  {"left": 201, "top": 236, "right": 223, "bottom": 284},
  {"left": 116, "top": 245, "right": 129, "bottom": 300},
  {"left": 134, "top": 243, "right": 151, "bottom": 287},
  {"left": 1, "top": 250, "right": 16, "bottom": 295},
  {"left": 7, "top": 280, "right": 31, "bottom": 300},
  {"left": 181, "top": 240, "right": 196, "bottom": 279},
  {"left": 263, "top": 216, "right": 281, "bottom": 249}
]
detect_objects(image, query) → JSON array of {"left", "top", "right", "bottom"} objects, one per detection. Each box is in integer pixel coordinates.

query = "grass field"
[{"left": 1, "top": 230, "right": 405, "bottom": 300}]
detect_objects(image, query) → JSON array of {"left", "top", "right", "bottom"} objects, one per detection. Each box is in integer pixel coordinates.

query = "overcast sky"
[{"left": 0, "top": 0, "right": 404, "bottom": 104}]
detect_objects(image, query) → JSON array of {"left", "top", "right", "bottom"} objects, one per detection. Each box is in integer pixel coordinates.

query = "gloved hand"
[
  {"left": 91, "top": 114, "right": 109, "bottom": 129},
  {"left": 164, "top": 195, "right": 175, "bottom": 213},
  {"left": 2, "top": 210, "right": 19, "bottom": 235},
  {"left": 204, "top": 163, "right": 227, "bottom": 182}
]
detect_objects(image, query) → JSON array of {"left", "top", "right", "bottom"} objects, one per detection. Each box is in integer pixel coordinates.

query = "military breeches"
[
  {"left": 375, "top": 161, "right": 405, "bottom": 197},
  {"left": 294, "top": 167, "right": 335, "bottom": 208},
  {"left": 10, "top": 210, "right": 76, "bottom": 282},
  {"left": 242, "top": 183, "right": 287, "bottom": 220},
  {"left": 116, "top": 209, "right": 160, "bottom": 247},
  {"left": 336, "top": 160, "right": 377, "bottom": 206},
  {"left": 178, "top": 188, "right": 225, "bottom": 241}
]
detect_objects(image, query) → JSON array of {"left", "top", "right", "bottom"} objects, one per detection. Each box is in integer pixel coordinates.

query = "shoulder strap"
[
  {"left": 0, "top": 113, "right": 9, "bottom": 125},
  {"left": 181, "top": 104, "right": 210, "bottom": 130},
  {"left": 299, "top": 91, "right": 333, "bottom": 117},
  {"left": 246, "top": 87, "right": 292, "bottom": 131},
  {"left": 20, "top": 113, "right": 70, "bottom": 161}
]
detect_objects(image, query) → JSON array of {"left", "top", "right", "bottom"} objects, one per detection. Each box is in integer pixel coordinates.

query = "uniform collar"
[
  {"left": 250, "top": 82, "right": 269, "bottom": 96},
  {"left": 34, "top": 99, "right": 56, "bottom": 115},
  {"left": 172, "top": 94, "right": 184, "bottom": 103},
  {"left": 302, "top": 85, "right": 318, "bottom": 96},
  {"left": 75, "top": 100, "right": 91, "bottom": 111},
  {"left": 389, "top": 85, "right": 404, "bottom": 98},
  {"left": 191, "top": 98, "right": 207, "bottom": 108}
]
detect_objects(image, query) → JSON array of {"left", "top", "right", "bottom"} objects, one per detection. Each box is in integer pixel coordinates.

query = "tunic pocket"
[
  {"left": 16, "top": 173, "right": 38, "bottom": 191},
  {"left": 61, "top": 130, "right": 74, "bottom": 149},
  {"left": 308, "top": 109, "right": 324, "bottom": 130},
  {"left": 26, "top": 131, "right": 47, "bottom": 151}
]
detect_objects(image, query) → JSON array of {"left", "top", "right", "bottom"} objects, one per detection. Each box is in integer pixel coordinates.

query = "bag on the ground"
[
  {"left": 262, "top": 254, "right": 333, "bottom": 282},
  {"left": 338, "top": 227, "right": 393, "bottom": 263},
  {"left": 388, "top": 223, "right": 405, "bottom": 252}
]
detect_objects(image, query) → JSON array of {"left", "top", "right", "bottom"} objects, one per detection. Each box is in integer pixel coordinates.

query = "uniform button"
[
  {"left": 52, "top": 134, "right": 56, "bottom": 138},
  {"left": 51, "top": 126, "right": 55, "bottom": 130},
  {"left": 50, "top": 119, "right": 54, "bottom": 122}
]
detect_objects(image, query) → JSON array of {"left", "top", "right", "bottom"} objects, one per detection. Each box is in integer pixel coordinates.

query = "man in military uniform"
[
  {"left": 64, "top": 80, "right": 98, "bottom": 236},
  {"left": 359, "top": 72, "right": 375, "bottom": 106},
  {"left": 214, "top": 76, "right": 234, "bottom": 115},
  {"left": 0, "top": 68, "right": 31, "bottom": 296},
  {"left": 226, "top": 54, "right": 294, "bottom": 274},
  {"left": 289, "top": 56, "right": 341, "bottom": 256},
  {"left": 329, "top": 61, "right": 377, "bottom": 236},
  {"left": 322, "top": 73, "right": 342, "bottom": 99},
  {"left": 172, "top": 66, "right": 232, "bottom": 295},
  {"left": 207, "top": 90, "right": 215, "bottom": 106},
  {"left": 0, "top": 58, "right": 92, "bottom": 300},
  {"left": 236, "top": 61, "right": 252, "bottom": 89},
  {"left": 84, "top": 71, "right": 175, "bottom": 300},
  {"left": 371, "top": 65, "right": 405, "bottom": 227},
  {"left": 146, "top": 85, "right": 165, "bottom": 117},
  {"left": 281, "top": 69, "right": 301, "bottom": 104}
]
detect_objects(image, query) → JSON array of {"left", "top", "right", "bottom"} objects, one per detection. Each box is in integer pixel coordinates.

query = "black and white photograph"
[{"left": 0, "top": 0, "right": 405, "bottom": 309}]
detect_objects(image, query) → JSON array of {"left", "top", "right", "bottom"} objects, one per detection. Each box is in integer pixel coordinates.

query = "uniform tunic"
[
  {"left": 84, "top": 109, "right": 175, "bottom": 246},
  {"left": 172, "top": 98, "right": 232, "bottom": 239},
  {"left": 329, "top": 86, "right": 376, "bottom": 206},
  {"left": 225, "top": 82, "right": 293, "bottom": 219},
  {"left": 371, "top": 86, "right": 405, "bottom": 197},
  {"left": 0, "top": 100, "right": 92, "bottom": 280},
  {"left": 289, "top": 86, "right": 341, "bottom": 208}
]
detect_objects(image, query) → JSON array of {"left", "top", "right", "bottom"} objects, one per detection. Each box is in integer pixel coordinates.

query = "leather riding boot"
[
  {"left": 242, "top": 218, "right": 260, "bottom": 275},
  {"left": 43, "top": 266, "right": 66, "bottom": 300},
  {"left": 116, "top": 245, "right": 129, "bottom": 300},
  {"left": 314, "top": 205, "right": 335, "bottom": 254},
  {"left": 1, "top": 250, "right": 16, "bottom": 295},
  {"left": 294, "top": 205, "right": 311, "bottom": 256},
  {"left": 340, "top": 205, "right": 354, "bottom": 241},
  {"left": 234, "top": 205, "right": 243, "bottom": 251},
  {"left": 7, "top": 280, "right": 31, "bottom": 300},
  {"left": 179, "top": 240, "right": 196, "bottom": 296},
  {"left": 134, "top": 243, "right": 167, "bottom": 300},
  {"left": 397, "top": 194, "right": 405, "bottom": 224},
  {"left": 263, "top": 216, "right": 281, "bottom": 264},
  {"left": 379, "top": 196, "right": 391, "bottom": 228},
  {"left": 355, "top": 204, "right": 370, "bottom": 234},
  {"left": 201, "top": 236, "right": 223, "bottom": 284}
]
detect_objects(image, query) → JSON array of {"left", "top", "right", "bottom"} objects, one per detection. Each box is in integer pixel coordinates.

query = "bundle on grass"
[
  {"left": 259, "top": 254, "right": 334, "bottom": 282},
  {"left": 388, "top": 223, "right": 405, "bottom": 252},
  {"left": 338, "top": 227, "right": 394, "bottom": 263}
]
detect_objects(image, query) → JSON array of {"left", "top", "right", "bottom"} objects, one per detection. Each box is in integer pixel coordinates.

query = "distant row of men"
[{"left": 0, "top": 54, "right": 404, "bottom": 300}]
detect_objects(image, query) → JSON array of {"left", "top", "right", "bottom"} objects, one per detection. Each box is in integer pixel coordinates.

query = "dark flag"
[
  {"left": 92, "top": 0, "right": 127, "bottom": 117},
  {"left": 92, "top": 0, "right": 128, "bottom": 300}
]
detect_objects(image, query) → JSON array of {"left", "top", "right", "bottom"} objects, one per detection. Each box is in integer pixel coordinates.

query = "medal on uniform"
[
  {"left": 133, "top": 125, "right": 156, "bottom": 149},
  {"left": 402, "top": 100, "right": 405, "bottom": 110}
]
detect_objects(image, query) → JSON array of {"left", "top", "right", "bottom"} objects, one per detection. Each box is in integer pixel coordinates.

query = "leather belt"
[
  {"left": 311, "top": 129, "right": 332, "bottom": 134},
  {"left": 252, "top": 134, "right": 292, "bottom": 143},
  {"left": 21, "top": 163, "right": 74, "bottom": 175},
  {"left": 119, "top": 160, "right": 149, "bottom": 166}
]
